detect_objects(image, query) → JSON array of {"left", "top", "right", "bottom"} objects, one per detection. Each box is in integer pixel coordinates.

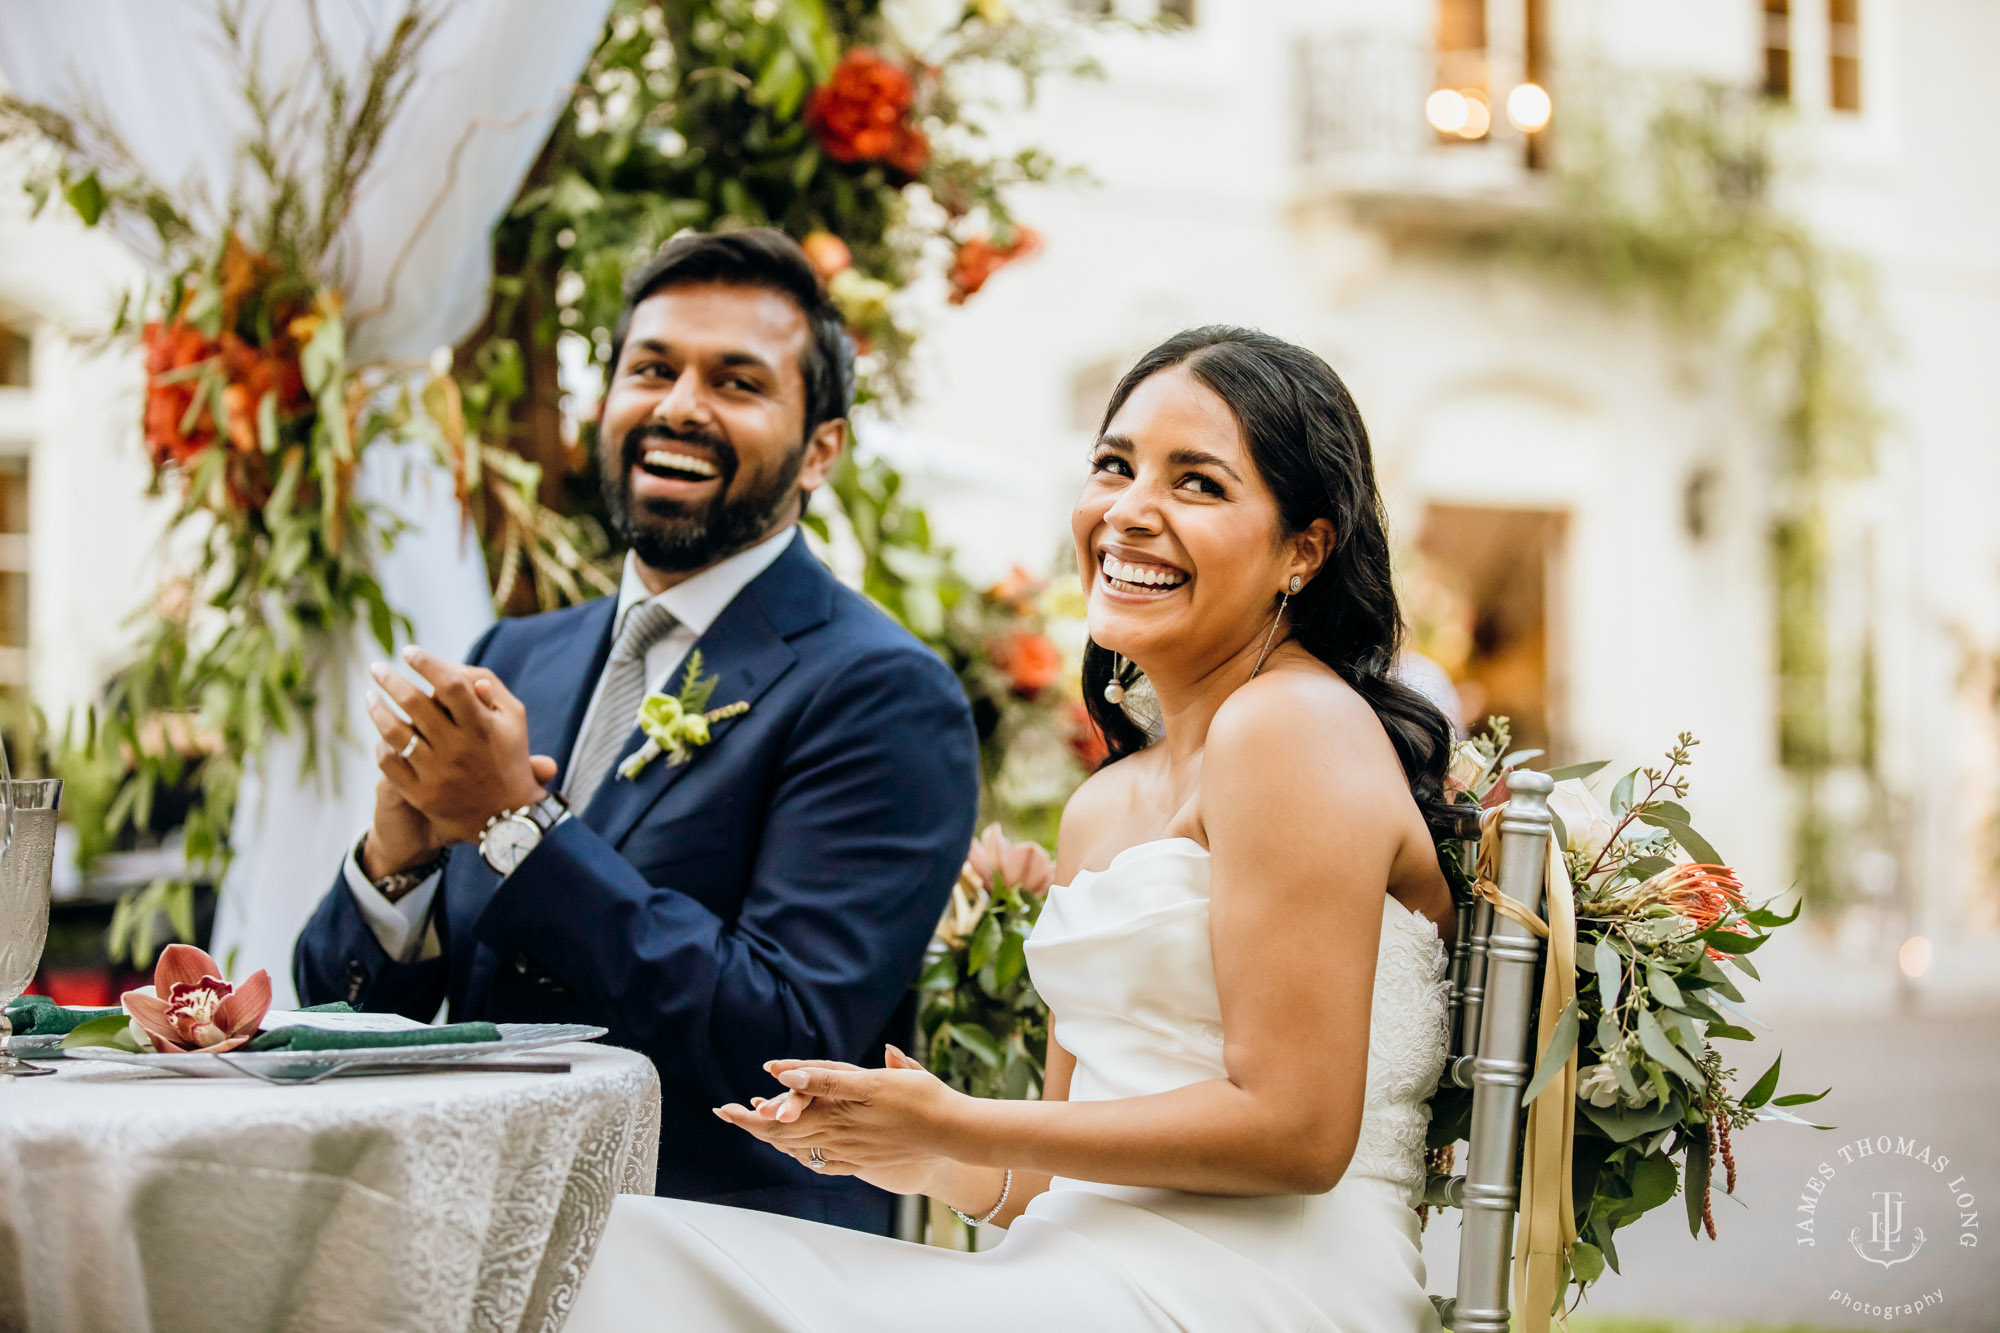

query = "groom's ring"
[
  {"left": 398, "top": 733, "right": 421, "bottom": 761},
  {"left": 808, "top": 1148, "right": 827, "bottom": 1171}
]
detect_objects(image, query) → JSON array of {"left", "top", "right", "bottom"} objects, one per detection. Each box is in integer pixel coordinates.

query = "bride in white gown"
[{"left": 569, "top": 326, "right": 1465, "bottom": 1332}]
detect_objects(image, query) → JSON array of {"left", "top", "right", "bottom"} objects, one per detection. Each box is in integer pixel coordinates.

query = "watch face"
[{"left": 482, "top": 815, "right": 540, "bottom": 874}]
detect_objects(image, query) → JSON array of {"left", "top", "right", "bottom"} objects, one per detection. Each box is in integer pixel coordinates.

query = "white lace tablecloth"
[{"left": 0, "top": 1043, "right": 660, "bottom": 1333}]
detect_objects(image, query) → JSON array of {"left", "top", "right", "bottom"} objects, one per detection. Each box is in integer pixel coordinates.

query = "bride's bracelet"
[{"left": 948, "top": 1168, "right": 1012, "bottom": 1228}]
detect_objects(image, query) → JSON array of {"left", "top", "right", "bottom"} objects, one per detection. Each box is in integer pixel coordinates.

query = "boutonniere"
[{"left": 619, "top": 651, "right": 750, "bottom": 779}]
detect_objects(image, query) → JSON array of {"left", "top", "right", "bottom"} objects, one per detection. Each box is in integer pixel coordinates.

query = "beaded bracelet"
[{"left": 949, "top": 1169, "right": 1012, "bottom": 1228}]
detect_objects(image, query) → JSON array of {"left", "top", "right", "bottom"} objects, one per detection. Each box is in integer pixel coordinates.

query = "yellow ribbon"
[{"left": 1474, "top": 808, "right": 1579, "bottom": 1333}]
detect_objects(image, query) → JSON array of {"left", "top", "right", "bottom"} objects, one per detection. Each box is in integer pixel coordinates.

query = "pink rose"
[{"left": 965, "top": 822, "right": 1055, "bottom": 897}]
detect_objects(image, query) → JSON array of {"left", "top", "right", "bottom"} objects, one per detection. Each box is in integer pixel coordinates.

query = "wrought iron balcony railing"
[{"left": 1294, "top": 31, "right": 1545, "bottom": 199}]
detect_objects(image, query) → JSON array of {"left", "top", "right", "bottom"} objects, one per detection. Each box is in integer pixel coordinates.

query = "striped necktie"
[{"left": 565, "top": 600, "right": 680, "bottom": 811}]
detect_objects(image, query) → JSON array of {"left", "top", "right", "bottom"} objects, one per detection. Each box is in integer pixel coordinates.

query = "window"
[
  {"left": 1433, "top": 0, "right": 1490, "bottom": 141},
  {"left": 0, "top": 459, "right": 27, "bottom": 697},
  {"left": 1762, "top": 0, "right": 1792, "bottom": 100},
  {"left": 1829, "top": 0, "right": 1861, "bottom": 112}
]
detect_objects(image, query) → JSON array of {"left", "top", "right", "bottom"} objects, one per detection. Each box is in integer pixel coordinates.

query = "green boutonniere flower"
[{"left": 619, "top": 651, "right": 750, "bottom": 779}]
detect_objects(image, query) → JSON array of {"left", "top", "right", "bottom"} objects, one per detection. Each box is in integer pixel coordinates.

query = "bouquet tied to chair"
[{"left": 1428, "top": 720, "right": 1827, "bottom": 1327}]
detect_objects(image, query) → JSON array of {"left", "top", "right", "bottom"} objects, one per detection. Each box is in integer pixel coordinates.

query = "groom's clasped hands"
[{"left": 361, "top": 644, "right": 555, "bottom": 872}]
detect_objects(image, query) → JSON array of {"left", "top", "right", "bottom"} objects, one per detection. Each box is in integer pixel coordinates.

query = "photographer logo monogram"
[{"left": 1796, "top": 1133, "right": 1978, "bottom": 1321}]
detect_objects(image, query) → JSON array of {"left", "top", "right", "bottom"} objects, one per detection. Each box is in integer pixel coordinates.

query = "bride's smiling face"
[{"left": 1072, "top": 366, "right": 1311, "bottom": 678}]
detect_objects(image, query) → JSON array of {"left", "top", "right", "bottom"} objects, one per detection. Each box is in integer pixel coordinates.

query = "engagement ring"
[
  {"left": 808, "top": 1148, "right": 826, "bottom": 1171},
  {"left": 399, "top": 734, "right": 420, "bottom": 760}
]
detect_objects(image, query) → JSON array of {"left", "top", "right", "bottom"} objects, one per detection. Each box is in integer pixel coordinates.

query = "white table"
[{"left": 0, "top": 1043, "right": 660, "bottom": 1333}]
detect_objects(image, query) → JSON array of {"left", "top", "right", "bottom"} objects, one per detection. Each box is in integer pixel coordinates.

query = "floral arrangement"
[
  {"left": 478, "top": 0, "right": 1086, "bottom": 427},
  {"left": 920, "top": 822, "right": 1056, "bottom": 1101},
  {"left": 0, "top": 5, "right": 609, "bottom": 964},
  {"left": 1432, "top": 719, "right": 1827, "bottom": 1309}
]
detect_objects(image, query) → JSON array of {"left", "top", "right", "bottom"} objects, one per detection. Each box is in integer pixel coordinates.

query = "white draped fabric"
[
  {"left": 0, "top": 1044, "right": 661, "bottom": 1332},
  {"left": 0, "top": 0, "right": 611, "bottom": 1002}
]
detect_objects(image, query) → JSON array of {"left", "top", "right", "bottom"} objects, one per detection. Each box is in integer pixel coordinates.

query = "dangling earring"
[
  {"left": 1103, "top": 654, "right": 1132, "bottom": 705},
  {"left": 1251, "top": 576, "right": 1304, "bottom": 679}
]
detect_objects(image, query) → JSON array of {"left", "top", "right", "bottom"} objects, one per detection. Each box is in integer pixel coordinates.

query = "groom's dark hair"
[{"left": 610, "top": 227, "right": 856, "bottom": 436}]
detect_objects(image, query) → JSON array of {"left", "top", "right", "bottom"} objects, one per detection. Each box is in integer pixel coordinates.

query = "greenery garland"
[{"left": 1, "top": 2, "right": 602, "bottom": 963}]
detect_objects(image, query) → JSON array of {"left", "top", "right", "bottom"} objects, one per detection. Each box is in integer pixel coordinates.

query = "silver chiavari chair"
[{"left": 1429, "top": 769, "right": 1557, "bottom": 1332}]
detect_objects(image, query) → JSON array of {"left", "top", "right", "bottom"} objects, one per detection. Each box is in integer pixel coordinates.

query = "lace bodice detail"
[{"left": 1025, "top": 839, "right": 1449, "bottom": 1199}]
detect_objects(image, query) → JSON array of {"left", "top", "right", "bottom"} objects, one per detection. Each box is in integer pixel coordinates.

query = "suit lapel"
[
  {"left": 514, "top": 596, "right": 618, "bottom": 789},
  {"left": 582, "top": 588, "right": 799, "bottom": 848}
]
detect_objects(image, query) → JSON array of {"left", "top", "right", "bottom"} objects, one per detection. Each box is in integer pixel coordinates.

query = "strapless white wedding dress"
[{"left": 567, "top": 838, "right": 1449, "bottom": 1332}]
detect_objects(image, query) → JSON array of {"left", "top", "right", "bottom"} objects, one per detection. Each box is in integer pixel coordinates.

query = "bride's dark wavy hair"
[{"left": 1081, "top": 325, "right": 1457, "bottom": 846}]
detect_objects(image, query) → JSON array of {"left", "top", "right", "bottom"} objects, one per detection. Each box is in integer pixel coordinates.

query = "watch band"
[
  {"left": 361, "top": 834, "right": 448, "bottom": 905},
  {"left": 477, "top": 792, "right": 571, "bottom": 874},
  {"left": 488, "top": 792, "right": 569, "bottom": 836}
]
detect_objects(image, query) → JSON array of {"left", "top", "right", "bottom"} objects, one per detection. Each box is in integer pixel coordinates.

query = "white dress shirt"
[{"left": 343, "top": 525, "right": 799, "bottom": 962}]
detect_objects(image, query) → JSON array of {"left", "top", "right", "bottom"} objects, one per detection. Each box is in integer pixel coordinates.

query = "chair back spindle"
[{"left": 1433, "top": 770, "right": 1555, "bottom": 1333}]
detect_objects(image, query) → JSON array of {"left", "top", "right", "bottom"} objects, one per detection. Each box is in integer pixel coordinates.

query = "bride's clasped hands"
[{"left": 718, "top": 1045, "right": 980, "bottom": 1202}]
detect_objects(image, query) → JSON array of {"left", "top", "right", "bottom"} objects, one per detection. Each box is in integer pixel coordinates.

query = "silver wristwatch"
[{"left": 477, "top": 793, "right": 570, "bottom": 876}]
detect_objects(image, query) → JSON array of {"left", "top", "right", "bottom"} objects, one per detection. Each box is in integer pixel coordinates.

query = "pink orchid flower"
[
  {"left": 965, "top": 822, "right": 1056, "bottom": 898},
  {"left": 121, "top": 943, "right": 274, "bottom": 1054}
]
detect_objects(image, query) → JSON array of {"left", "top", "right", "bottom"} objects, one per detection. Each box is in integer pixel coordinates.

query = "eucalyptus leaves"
[{"left": 1436, "top": 720, "right": 1827, "bottom": 1304}]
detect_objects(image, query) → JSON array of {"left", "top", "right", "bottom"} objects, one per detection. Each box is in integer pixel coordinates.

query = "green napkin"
[
  {"left": 243, "top": 1020, "right": 502, "bottom": 1053},
  {"left": 6, "top": 996, "right": 119, "bottom": 1037}
]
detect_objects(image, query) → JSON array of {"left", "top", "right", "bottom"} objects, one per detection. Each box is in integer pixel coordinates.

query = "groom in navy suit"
[{"left": 294, "top": 229, "right": 979, "bottom": 1235}]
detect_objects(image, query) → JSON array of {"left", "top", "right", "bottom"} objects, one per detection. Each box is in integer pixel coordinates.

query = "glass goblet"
[{"left": 0, "top": 777, "right": 59, "bottom": 1078}]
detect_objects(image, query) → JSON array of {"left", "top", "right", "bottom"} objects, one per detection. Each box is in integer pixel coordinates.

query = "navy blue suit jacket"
[{"left": 294, "top": 534, "right": 979, "bottom": 1232}]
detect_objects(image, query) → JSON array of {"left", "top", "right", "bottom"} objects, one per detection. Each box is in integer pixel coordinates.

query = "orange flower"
[
  {"left": 1067, "top": 699, "right": 1109, "bottom": 769},
  {"left": 804, "top": 49, "right": 930, "bottom": 175},
  {"left": 121, "top": 943, "right": 273, "bottom": 1054},
  {"left": 948, "top": 226, "right": 1041, "bottom": 304},
  {"left": 801, "top": 231, "right": 853, "bottom": 280},
  {"left": 989, "top": 565, "right": 1042, "bottom": 610},
  {"left": 993, "top": 630, "right": 1062, "bottom": 695},
  {"left": 142, "top": 319, "right": 222, "bottom": 468},
  {"left": 1640, "top": 862, "right": 1749, "bottom": 959},
  {"left": 218, "top": 332, "right": 309, "bottom": 452}
]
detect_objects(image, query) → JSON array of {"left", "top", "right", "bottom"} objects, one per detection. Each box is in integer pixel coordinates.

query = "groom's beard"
[{"left": 601, "top": 422, "right": 807, "bottom": 574}]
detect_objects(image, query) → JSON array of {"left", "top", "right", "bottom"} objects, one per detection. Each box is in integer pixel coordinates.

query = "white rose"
[
  {"left": 883, "top": 0, "right": 963, "bottom": 53},
  {"left": 1447, "top": 744, "right": 1488, "bottom": 794},
  {"left": 1547, "top": 777, "right": 1617, "bottom": 862},
  {"left": 1577, "top": 1062, "right": 1623, "bottom": 1108}
]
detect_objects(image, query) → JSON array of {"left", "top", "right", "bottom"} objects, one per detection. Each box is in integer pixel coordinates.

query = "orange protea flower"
[
  {"left": 947, "top": 226, "right": 1042, "bottom": 305},
  {"left": 1641, "top": 862, "right": 1749, "bottom": 958},
  {"left": 121, "top": 943, "right": 273, "bottom": 1054}
]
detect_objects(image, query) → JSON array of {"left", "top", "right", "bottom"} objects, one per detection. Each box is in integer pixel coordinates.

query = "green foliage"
[{"left": 918, "top": 878, "right": 1048, "bottom": 1102}]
